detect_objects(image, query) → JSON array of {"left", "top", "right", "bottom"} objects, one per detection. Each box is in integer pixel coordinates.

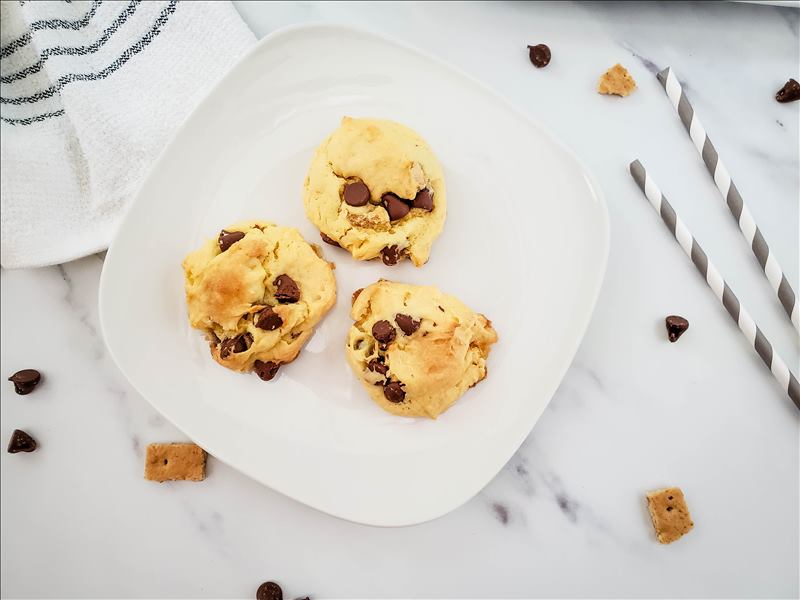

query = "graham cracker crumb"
[
  {"left": 145, "top": 443, "right": 206, "bottom": 482},
  {"left": 598, "top": 63, "right": 637, "bottom": 97},
  {"left": 646, "top": 486, "right": 694, "bottom": 544}
]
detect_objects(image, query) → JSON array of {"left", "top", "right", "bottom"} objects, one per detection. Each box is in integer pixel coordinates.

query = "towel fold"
[{"left": 0, "top": 0, "right": 255, "bottom": 268}]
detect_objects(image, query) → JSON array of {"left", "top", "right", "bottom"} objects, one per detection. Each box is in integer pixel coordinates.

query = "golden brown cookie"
[
  {"left": 646, "top": 486, "right": 694, "bottom": 544},
  {"left": 303, "top": 117, "right": 446, "bottom": 267},
  {"left": 346, "top": 280, "right": 497, "bottom": 418},
  {"left": 183, "top": 221, "right": 336, "bottom": 379},
  {"left": 145, "top": 443, "right": 206, "bottom": 482},
  {"left": 598, "top": 63, "right": 637, "bottom": 97}
]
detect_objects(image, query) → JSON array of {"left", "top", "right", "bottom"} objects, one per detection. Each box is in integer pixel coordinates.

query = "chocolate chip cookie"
[
  {"left": 303, "top": 117, "right": 446, "bottom": 267},
  {"left": 182, "top": 221, "right": 336, "bottom": 379},
  {"left": 346, "top": 280, "right": 497, "bottom": 418}
]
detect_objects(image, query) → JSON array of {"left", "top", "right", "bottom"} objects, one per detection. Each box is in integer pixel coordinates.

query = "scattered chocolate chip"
[
  {"left": 7, "top": 429, "right": 36, "bottom": 453},
  {"left": 527, "top": 43, "right": 551, "bottom": 68},
  {"left": 395, "top": 313, "right": 420, "bottom": 335},
  {"left": 256, "top": 581, "right": 283, "bottom": 600},
  {"left": 256, "top": 308, "right": 283, "bottom": 331},
  {"left": 412, "top": 188, "right": 433, "bottom": 211},
  {"left": 254, "top": 360, "right": 281, "bottom": 381},
  {"left": 776, "top": 78, "right": 800, "bottom": 103},
  {"left": 220, "top": 333, "right": 253, "bottom": 358},
  {"left": 218, "top": 230, "right": 246, "bottom": 252},
  {"left": 665, "top": 315, "right": 689, "bottom": 342},
  {"left": 294, "top": 597, "right": 310, "bottom": 600},
  {"left": 320, "top": 232, "right": 339, "bottom": 247},
  {"left": 372, "top": 320, "right": 396, "bottom": 344},
  {"left": 383, "top": 381, "right": 406, "bottom": 403},
  {"left": 274, "top": 274, "right": 300, "bottom": 304},
  {"left": 343, "top": 181, "right": 370, "bottom": 206},
  {"left": 382, "top": 193, "right": 411, "bottom": 221},
  {"left": 368, "top": 358, "right": 389, "bottom": 376},
  {"left": 351, "top": 288, "right": 363, "bottom": 305},
  {"left": 8, "top": 369, "right": 41, "bottom": 395},
  {"left": 381, "top": 245, "right": 401, "bottom": 266}
]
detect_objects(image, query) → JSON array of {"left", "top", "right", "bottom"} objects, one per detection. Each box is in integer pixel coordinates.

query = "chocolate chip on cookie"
[
  {"left": 220, "top": 333, "right": 253, "bottom": 359},
  {"left": 372, "top": 320, "right": 396, "bottom": 344},
  {"left": 320, "top": 232, "right": 340, "bottom": 247},
  {"left": 256, "top": 308, "right": 283, "bottom": 331},
  {"left": 383, "top": 381, "right": 406, "bottom": 403},
  {"left": 381, "top": 245, "right": 401, "bottom": 266},
  {"left": 256, "top": 581, "right": 283, "bottom": 600},
  {"left": 218, "top": 230, "right": 246, "bottom": 252},
  {"left": 254, "top": 360, "right": 281, "bottom": 381},
  {"left": 274, "top": 274, "right": 301, "bottom": 304},
  {"left": 395, "top": 314, "right": 420, "bottom": 335},
  {"left": 382, "top": 193, "right": 411, "bottom": 221},
  {"left": 343, "top": 181, "right": 370, "bottom": 207},
  {"left": 776, "top": 78, "right": 800, "bottom": 103},
  {"left": 368, "top": 358, "right": 389, "bottom": 376},
  {"left": 665, "top": 315, "right": 689, "bottom": 342},
  {"left": 7, "top": 429, "right": 36, "bottom": 453},
  {"left": 412, "top": 188, "right": 434, "bottom": 211},
  {"left": 8, "top": 369, "right": 41, "bottom": 395}
]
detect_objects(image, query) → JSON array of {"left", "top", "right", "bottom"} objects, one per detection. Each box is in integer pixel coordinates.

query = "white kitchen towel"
[{"left": 0, "top": 0, "right": 256, "bottom": 268}]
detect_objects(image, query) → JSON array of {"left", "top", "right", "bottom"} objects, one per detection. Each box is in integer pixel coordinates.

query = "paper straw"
[
  {"left": 657, "top": 66, "right": 799, "bottom": 336},
  {"left": 630, "top": 160, "right": 800, "bottom": 411}
]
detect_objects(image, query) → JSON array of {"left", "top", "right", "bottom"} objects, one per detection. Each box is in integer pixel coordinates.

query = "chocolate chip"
[
  {"left": 372, "top": 320, "right": 396, "bottom": 344},
  {"left": 7, "top": 429, "right": 36, "bottom": 453},
  {"left": 219, "top": 333, "right": 253, "bottom": 358},
  {"left": 382, "top": 193, "right": 411, "bottom": 221},
  {"left": 352, "top": 288, "right": 363, "bottom": 305},
  {"left": 256, "top": 581, "right": 283, "bottom": 600},
  {"left": 383, "top": 381, "right": 406, "bottom": 403},
  {"left": 368, "top": 358, "right": 389, "bottom": 376},
  {"left": 218, "top": 230, "right": 246, "bottom": 252},
  {"left": 665, "top": 315, "right": 689, "bottom": 342},
  {"left": 343, "top": 181, "right": 370, "bottom": 206},
  {"left": 527, "top": 43, "right": 551, "bottom": 68},
  {"left": 256, "top": 308, "right": 283, "bottom": 331},
  {"left": 412, "top": 188, "right": 433, "bottom": 211},
  {"left": 254, "top": 360, "right": 281, "bottom": 381},
  {"left": 8, "top": 369, "right": 41, "bottom": 395},
  {"left": 395, "top": 314, "right": 420, "bottom": 335},
  {"left": 274, "top": 274, "right": 300, "bottom": 303},
  {"left": 381, "top": 245, "right": 401, "bottom": 266},
  {"left": 776, "top": 78, "right": 800, "bottom": 103},
  {"left": 320, "top": 232, "right": 339, "bottom": 247}
]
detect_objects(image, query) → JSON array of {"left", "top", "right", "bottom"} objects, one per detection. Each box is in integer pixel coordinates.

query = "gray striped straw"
[
  {"left": 657, "top": 67, "right": 799, "bottom": 336},
  {"left": 630, "top": 160, "right": 799, "bottom": 410}
]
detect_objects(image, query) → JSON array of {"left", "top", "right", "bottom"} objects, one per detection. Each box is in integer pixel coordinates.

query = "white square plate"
[{"left": 99, "top": 24, "right": 608, "bottom": 526}]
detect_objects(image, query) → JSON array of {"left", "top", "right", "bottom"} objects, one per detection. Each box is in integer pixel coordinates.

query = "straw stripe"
[
  {"left": 657, "top": 67, "right": 800, "bottom": 335},
  {"left": 630, "top": 160, "right": 800, "bottom": 411}
]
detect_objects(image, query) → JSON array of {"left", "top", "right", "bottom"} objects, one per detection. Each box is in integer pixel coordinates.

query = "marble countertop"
[{"left": 2, "top": 1, "right": 798, "bottom": 598}]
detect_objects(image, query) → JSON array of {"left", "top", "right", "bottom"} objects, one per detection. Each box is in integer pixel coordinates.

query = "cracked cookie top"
[
  {"left": 182, "top": 221, "right": 336, "bottom": 380},
  {"left": 346, "top": 280, "right": 497, "bottom": 418},
  {"left": 303, "top": 117, "right": 446, "bottom": 267}
]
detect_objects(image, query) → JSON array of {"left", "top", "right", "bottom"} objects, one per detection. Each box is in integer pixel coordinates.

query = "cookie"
[
  {"left": 598, "top": 63, "right": 636, "bottom": 97},
  {"left": 303, "top": 117, "right": 446, "bottom": 267},
  {"left": 144, "top": 443, "right": 206, "bottom": 482},
  {"left": 346, "top": 280, "right": 497, "bottom": 418},
  {"left": 183, "top": 221, "right": 336, "bottom": 378},
  {"left": 646, "top": 486, "right": 694, "bottom": 544}
]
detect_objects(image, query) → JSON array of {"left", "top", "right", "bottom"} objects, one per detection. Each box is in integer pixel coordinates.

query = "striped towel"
[{"left": 0, "top": 0, "right": 255, "bottom": 268}]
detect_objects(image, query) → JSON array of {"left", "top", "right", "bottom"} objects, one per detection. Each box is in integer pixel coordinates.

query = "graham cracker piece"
[
  {"left": 145, "top": 443, "right": 206, "bottom": 482},
  {"left": 597, "top": 63, "right": 637, "bottom": 97},
  {"left": 646, "top": 486, "right": 694, "bottom": 544}
]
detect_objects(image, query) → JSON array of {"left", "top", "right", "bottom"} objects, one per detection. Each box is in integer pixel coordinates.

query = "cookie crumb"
[
  {"left": 598, "top": 63, "right": 637, "bottom": 97},
  {"left": 144, "top": 443, "right": 206, "bottom": 482},
  {"left": 646, "top": 486, "right": 694, "bottom": 544}
]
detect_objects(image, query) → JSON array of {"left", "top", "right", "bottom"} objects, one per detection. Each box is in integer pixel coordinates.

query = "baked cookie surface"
[
  {"left": 346, "top": 280, "right": 497, "bottom": 418},
  {"left": 303, "top": 117, "right": 446, "bottom": 267},
  {"left": 183, "top": 221, "right": 336, "bottom": 379}
]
